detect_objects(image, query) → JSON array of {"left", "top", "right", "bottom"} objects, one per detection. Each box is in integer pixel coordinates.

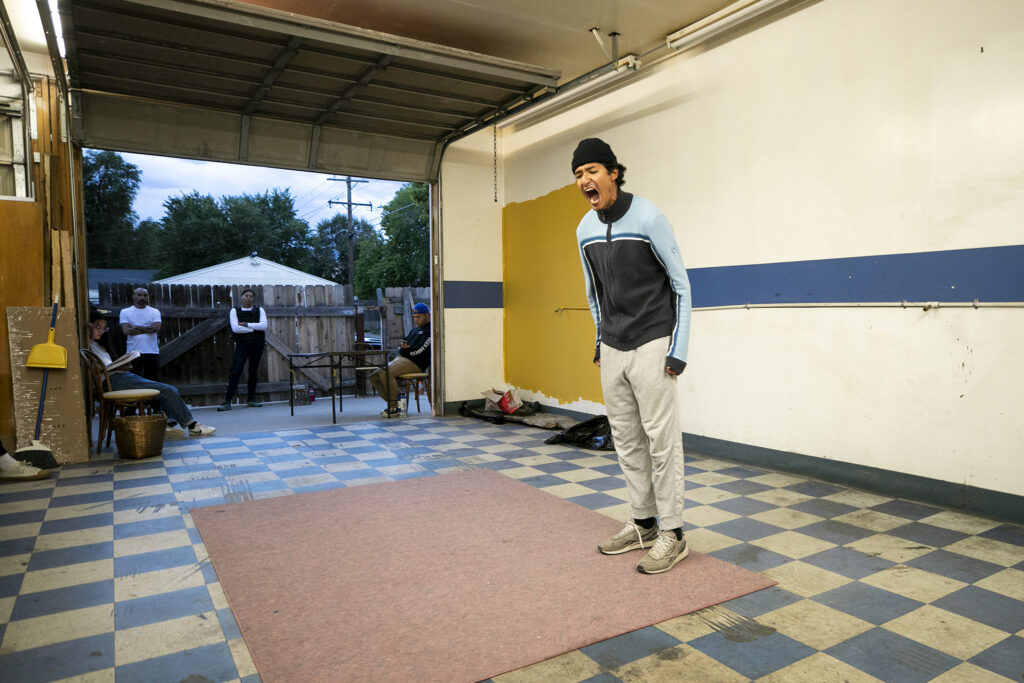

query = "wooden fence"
[{"left": 96, "top": 283, "right": 427, "bottom": 407}]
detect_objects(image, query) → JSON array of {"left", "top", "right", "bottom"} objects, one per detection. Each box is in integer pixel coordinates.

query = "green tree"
[
  {"left": 83, "top": 150, "right": 141, "bottom": 267},
  {"left": 310, "top": 214, "right": 376, "bottom": 284},
  {"left": 156, "top": 189, "right": 314, "bottom": 278},
  {"left": 353, "top": 183, "right": 429, "bottom": 298},
  {"left": 221, "top": 190, "right": 314, "bottom": 273},
  {"left": 157, "top": 192, "right": 228, "bottom": 276},
  {"left": 352, "top": 231, "right": 387, "bottom": 299},
  {"left": 134, "top": 219, "right": 163, "bottom": 269}
]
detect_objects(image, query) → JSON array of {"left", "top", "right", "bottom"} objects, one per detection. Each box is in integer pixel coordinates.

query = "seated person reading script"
[
  {"left": 370, "top": 303, "right": 431, "bottom": 418},
  {"left": 88, "top": 311, "right": 216, "bottom": 438}
]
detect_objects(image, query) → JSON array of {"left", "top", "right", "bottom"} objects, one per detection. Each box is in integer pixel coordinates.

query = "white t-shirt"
[{"left": 119, "top": 305, "right": 162, "bottom": 355}]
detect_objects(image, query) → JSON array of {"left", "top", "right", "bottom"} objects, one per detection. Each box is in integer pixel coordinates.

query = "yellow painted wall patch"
[{"left": 502, "top": 183, "right": 602, "bottom": 404}]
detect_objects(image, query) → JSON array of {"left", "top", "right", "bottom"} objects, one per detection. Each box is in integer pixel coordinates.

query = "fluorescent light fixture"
[
  {"left": 498, "top": 55, "right": 641, "bottom": 130},
  {"left": 49, "top": 1, "right": 66, "bottom": 58},
  {"left": 666, "top": 0, "right": 794, "bottom": 52}
]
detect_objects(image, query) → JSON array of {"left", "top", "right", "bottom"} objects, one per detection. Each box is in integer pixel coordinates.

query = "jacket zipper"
[{"left": 604, "top": 221, "right": 617, "bottom": 336}]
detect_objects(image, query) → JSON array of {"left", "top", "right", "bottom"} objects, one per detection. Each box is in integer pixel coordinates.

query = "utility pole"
[{"left": 328, "top": 176, "right": 371, "bottom": 287}]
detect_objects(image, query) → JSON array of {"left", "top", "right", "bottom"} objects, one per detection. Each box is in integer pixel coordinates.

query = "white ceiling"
[
  {"left": 234, "top": 0, "right": 740, "bottom": 84},
  {"left": 40, "top": 0, "right": 746, "bottom": 181}
]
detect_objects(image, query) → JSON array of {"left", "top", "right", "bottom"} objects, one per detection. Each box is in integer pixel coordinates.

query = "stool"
[
  {"left": 397, "top": 372, "right": 431, "bottom": 413},
  {"left": 354, "top": 367, "right": 380, "bottom": 397},
  {"left": 352, "top": 343, "right": 380, "bottom": 396}
]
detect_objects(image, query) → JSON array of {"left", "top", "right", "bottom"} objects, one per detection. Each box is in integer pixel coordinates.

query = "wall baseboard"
[
  {"left": 444, "top": 401, "right": 1023, "bottom": 525},
  {"left": 683, "top": 433, "right": 1023, "bottom": 525}
]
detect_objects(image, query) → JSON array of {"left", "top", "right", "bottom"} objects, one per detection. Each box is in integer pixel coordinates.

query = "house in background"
[{"left": 154, "top": 254, "right": 337, "bottom": 288}]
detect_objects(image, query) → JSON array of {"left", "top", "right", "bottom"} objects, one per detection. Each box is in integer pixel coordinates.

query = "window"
[{"left": 0, "top": 11, "right": 34, "bottom": 199}]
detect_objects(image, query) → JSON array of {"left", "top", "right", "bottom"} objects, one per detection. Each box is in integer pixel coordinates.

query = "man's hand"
[
  {"left": 594, "top": 359, "right": 601, "bottom": 367},
  {"left": 666, "top": 366, "right": 680, "bottom": 376},
  {"left": 401, "top": 341, "right": 410, "bottom": 349}
]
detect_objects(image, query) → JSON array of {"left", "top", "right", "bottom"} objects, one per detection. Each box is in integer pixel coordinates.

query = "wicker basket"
[
  {"left": 292, "top": 383, "right": 310, "bottom": 406},
  {"left": 112, "top": 414, "right": 167, "bottom": 459}
]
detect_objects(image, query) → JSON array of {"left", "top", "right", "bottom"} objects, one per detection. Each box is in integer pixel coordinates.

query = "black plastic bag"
[
  {"left": 459, "top": 401, "right": 505, "bottom": 424},
  {"left": 459, "top": 398, "right": 543, "bottom": 425},
  {"left": 544, "top": 415, "right": 615, "bottom": 451}
]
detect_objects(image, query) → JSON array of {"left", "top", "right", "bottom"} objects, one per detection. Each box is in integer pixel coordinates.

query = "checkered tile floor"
[{"left": 1, "top": 416, "right": 1022, "bottom": 682}]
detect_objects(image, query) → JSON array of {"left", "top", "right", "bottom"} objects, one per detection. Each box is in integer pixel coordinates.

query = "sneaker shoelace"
[
  {"left": 620, "top": 522, "right": 650, "bottom": 549},
  {"left": 649, "top": 532, "right": 676, "bottom": 559}
]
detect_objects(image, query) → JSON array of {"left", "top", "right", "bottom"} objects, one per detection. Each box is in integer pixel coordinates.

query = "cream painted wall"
[
  {"left": 682, "top": 307, "right": 1024, "bottom": 492},
  {"left": 470, "top": 0, "right": 1024, "bottom": 495},
  {"left": 504, "top": 0, "right": 1024, "bottom": 265},
  {"left": 441, "top": 309, "right": 505, "bottom": 400},
  {"left": 439, "top": 138, "right": 505, "bottom": 281},
  {"left": 439, "top": 133, "right": 505, "bottom": 401}
]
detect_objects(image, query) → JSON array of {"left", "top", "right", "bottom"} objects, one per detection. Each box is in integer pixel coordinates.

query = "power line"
[
  {"left": 326, "top": 176, "right": 372, "bottom": 287},
  {"left": 293, "top": 178, "right": 342, "bottom": 216}
]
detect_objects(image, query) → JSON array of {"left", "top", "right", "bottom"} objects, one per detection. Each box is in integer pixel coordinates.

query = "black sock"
[
  {"left": 187, "top": 421, "right": 197, "bottom": 430},
  {"left": 672, "top": 527, "right": 683, "bottom": 541},
  {"left": 634, "top": 517, "right": 656, "bottom": 529}
]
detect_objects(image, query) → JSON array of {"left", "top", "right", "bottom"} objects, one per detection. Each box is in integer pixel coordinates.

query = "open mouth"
[{"left": 584, "top": 187, "right": 600, "bottom": 205}]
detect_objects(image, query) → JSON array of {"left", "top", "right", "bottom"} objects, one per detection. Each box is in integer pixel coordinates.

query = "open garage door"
[{"left": 59, "top": 0, "right": 560, "bottom": 182}]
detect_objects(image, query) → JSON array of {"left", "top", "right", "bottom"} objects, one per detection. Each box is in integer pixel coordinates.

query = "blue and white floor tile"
[{"left": 1, "top": 415, "right": 1022, "bottom": 681}]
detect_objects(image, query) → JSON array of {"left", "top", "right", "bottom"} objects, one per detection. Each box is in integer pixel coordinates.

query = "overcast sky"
[{"left": 120, "top": 152, "right": 406, "bottom": 230}]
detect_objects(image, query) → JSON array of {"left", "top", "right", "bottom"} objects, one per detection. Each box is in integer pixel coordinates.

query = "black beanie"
[{"left": 571, "top": 138, "right": 617, "bottom": 172}]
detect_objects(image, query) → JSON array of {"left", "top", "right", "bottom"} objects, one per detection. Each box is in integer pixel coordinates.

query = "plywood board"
[
  {"left": 60, "top": 230, "right": 74, "bottom": 307},
  {"left": 6, "top": 307, "right": 89, "bottom": 464}
]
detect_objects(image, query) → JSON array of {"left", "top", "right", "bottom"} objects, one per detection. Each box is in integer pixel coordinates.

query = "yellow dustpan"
[
  {"left": 26, "top": 298, "right": 67, "bottom": 370},
  {"left": 17, "top": 298, "right": 65, "bottom": 469}
]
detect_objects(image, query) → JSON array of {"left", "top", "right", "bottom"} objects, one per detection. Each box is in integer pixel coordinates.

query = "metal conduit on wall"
[{"left": 555, "top": 301, "right": 1024, "bottom": 313}]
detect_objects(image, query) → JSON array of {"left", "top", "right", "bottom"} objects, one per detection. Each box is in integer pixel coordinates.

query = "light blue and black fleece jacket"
[{"left": 576, "top": 192, "right": 692, "bottom": 373}]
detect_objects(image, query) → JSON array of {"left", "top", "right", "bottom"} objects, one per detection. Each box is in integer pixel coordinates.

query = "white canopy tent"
[{"left": 154, "top": 254, "right": 337, "bottom": 287}]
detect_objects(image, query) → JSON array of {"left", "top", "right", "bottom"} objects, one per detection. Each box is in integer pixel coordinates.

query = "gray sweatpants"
[{"left": 600, "top": 337, "right": 685, "bottom": 530}]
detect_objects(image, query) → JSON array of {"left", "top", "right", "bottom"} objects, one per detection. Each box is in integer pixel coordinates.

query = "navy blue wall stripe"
[
  {"left": 443, "top": 245, "right": 1023, "bottom": 309},
  {"left": 689, "top": 245, "right": 1024, "bottom": 307},
  {"left": 444, "top": 280, "right": 503, "bottom": 308}
]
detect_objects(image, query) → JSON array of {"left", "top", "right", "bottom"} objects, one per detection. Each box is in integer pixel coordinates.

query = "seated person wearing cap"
[
  {"left": 87, "top": 310, "right": 216, "bottom": 438},
  {"left": 370, "top": 303, "right": 431, "bottom": 418}
]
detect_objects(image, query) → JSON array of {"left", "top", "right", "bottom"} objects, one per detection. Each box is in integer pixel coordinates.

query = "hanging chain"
[{"left": 493, "top": 124, "right": 498, "bottom": 203}]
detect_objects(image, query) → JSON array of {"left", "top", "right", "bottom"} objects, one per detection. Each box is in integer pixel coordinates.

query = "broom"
[{"left": 16, "top": 298, "right": 65, "bottom": 468}]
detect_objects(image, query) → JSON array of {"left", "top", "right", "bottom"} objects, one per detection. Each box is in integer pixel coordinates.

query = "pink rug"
[{"left": 192, "top": 468, "right": 774, "bottom": 682}]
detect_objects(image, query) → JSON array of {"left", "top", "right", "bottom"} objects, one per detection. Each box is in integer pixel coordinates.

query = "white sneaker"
[
  {"left": 0, "top": 455, "right": 51, "bottom": 482},
  {"left": 636, "top": 531, "right": 690, "bottom": 574},
  {"left": 189, "top": 423, "right": 216, "bottom": 437},
  {"left": 165, "top": 427, "right": 186, "bottom": 440}
]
